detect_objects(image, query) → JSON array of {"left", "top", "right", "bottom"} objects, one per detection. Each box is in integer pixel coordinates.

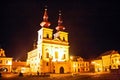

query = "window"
[
  {"left": 55, "top": 52, "right": 58, "bottom": 59},
  {"left": 63, "top": 37, "right": 65, "bottom": 41},
  {"left": 46, "top": 34, "right": 49, "bottom": 38},
  {"left": 46, "top": 62, "right": 49, "bottom": 66},
  {"left": 46, "top": 52, "right": 49, "bottom": 58},
  {"left": 86, "top": 63, "right": 88, "bottom": 66},
  {"left": 62, "top": 54, "right": 66, "bottom": 59},
  {"left": 53, "top": 70, "right": 55, "bottom": 73},
  {"left": 112, "top": 59, "right": 114, "bottom": 63},
  {"left": 40, "top": 35, "right": 41, "bottom": 39},
  {"left": 0, "top": 60, "right": 2, "bottom": 64},
  {"left": 41, "top": 56, "right": 42, "bottom": 59},
  {"left": 6, "top": 60, "right": 8, "bottom": 64}
]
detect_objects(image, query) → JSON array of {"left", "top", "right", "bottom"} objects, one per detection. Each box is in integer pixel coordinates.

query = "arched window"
[{"left": 46, "top": 52, "right": 49, "bottom": 58}]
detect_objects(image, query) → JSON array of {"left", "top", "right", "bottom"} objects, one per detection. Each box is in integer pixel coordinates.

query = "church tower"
[{"left": 37, "top": 8, "right": 53, "bottom": 45}]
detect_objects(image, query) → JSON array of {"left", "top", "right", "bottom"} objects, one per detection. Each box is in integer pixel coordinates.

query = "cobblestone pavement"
[{"left": 0, "top": 73, "right": 120, "bottom": 80}]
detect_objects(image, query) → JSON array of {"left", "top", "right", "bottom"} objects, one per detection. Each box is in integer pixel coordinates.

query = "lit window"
[
  {"left": 6, "top": 60, "right": 8, "bottom": 64},
  {"left": 62, "top": 54, "right": 66, "bottom": 59},
  {"left": 46, "top": 52, "right": 49, "bottom": 58},
  {"left": 40, "top": 35, "right": 41, "bottom": 39},
  {"left": 112, "top": 59, "right": 114, "bottom": 63},
  {"left": 55, "top": 52, "right": 58, "bottom": 59}
]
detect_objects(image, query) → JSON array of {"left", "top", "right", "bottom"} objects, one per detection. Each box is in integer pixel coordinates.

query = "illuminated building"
[
  {"left": 70, "top": 56, "right": 89, "bottom": 73},
  {"left": 27, "top": 8, "right": 89, "bottom": 74},
  {"left": 12, "top": 61, "right": 29, "bottom": 73},
  {"left": 0, "top": 48, "right": 12, "bottom": 72},
  {"left": 91, "top": 50, "right": 120, "bottom": 72}
]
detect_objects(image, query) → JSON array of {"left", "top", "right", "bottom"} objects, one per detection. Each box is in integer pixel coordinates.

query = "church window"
[
  {"left": 46, "top": 34, "right": 49, "bottom": 38},
  {"left": 40, "top": 35, "right": 41, "bottom": 39},
  {"left": 62, "top": 54, "right": 66, "bottom": 59},
  {"left": 63, "top": 37, "right": 65, "bottom": 41},
  {"left": 55, "top": 52, "right": 58, "bottom": 59},
  {"left": 41, "top": 56, "right": 42, "bottom": 59},
  {"left": 46, "top": 52, "right": 49, "bottom": 58}
]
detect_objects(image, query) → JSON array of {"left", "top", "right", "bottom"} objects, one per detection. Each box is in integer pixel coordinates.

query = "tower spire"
[
  {"left": 56, "top": 11, "right": 65, "bottom": 31},
  {"left": 40, "top": 6, "right": 51, "bottom": 28}
]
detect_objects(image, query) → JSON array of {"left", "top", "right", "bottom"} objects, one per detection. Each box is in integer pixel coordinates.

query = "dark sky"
[{"left": 0, "top": 0, "right": 120, "bottom": 60}]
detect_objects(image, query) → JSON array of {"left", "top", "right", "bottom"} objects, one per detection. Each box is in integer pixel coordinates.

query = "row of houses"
[{"left": 91, "top": 50, "right": 120, "bottom": 72}]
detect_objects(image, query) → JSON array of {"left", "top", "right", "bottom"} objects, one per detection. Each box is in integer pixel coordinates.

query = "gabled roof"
[{"left": 99, "top": 50, "right": 119, "bottom": 58}]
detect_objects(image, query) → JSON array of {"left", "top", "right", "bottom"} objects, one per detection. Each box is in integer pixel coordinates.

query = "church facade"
[{"left": 27, "top": 8, "right": 89, "bottom": 74}]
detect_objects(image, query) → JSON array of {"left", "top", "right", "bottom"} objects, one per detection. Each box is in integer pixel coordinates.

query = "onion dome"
[
  {"left": 56, "top": 11, "right": 65, "bottom": 31},
  {"left": 40, "top": 8, "right": 51, "bottom": 28}
]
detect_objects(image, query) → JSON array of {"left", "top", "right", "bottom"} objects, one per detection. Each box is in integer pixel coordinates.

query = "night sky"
[{"left": 0, "top": 0, "right": 120, "bottom": 60}]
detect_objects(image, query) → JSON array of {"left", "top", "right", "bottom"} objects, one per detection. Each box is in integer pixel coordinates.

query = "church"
[{"left": 26, "top": 8, "right": 89, "bottom": 74}]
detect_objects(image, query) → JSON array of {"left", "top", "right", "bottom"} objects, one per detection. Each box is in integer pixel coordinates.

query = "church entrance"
[{"left": 60, "top": 67, "right": 64, "bottom": 74}]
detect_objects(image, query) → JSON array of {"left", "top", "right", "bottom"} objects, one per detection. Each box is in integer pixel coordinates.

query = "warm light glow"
[
  {"left": 7, "top": 61, "right": 12, "bottom": 65},
  {"left": 91, "top": 61, "right": 95, "bottom": 64},
  {"left": 70, "top": 56, "right": 73, "bottom": 60}
]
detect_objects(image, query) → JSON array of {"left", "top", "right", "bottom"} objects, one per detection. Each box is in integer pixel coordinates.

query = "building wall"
[
  {"left": 0, "top": 48, "right": 12, "bottom": 72},
  {"left": 12, "top": 61, "right": 27, "bottom": 73},
  {"left": 91, "top": 59, "right": 103, "bottom": 72},
  {"left": 91, "top": 50, "right": 120, "bottom": 72},
  {"left": 53, "top": 62, "right": 70, "bottom": 73}
]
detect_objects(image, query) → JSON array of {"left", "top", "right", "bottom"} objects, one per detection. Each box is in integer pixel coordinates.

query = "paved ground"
[{"left": 0, "top": 72, "right": 120, "bottom": 80}]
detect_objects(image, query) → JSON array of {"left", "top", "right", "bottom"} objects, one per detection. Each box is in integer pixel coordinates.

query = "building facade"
[
  {"left": 27, "top": 8, "right": 89, "bottom": 74},
  {"left": 91, "top": 50, "right": 120, "bottom": 72},
  {"left": 0, "top": 48, "right": 12, "bottom": 72}
]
